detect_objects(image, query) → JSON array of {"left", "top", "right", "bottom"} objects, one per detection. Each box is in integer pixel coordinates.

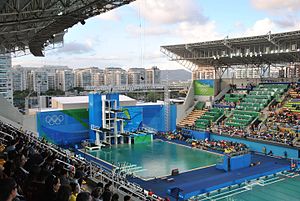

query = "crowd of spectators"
[
  {"left": 0, "top": 121, "right": 156, "bottom": 201},
  {"left": 156, "top": 131, "right": 249, "bottom": 156},
  {"left": 211, "top": 108, "right": 299, "bottom": 146},
  {"left": 156, "top": 131, "right": 189, "bottom": 142},
  {"left": 189, "top": 138, "right": 249, "bottom": 156}
]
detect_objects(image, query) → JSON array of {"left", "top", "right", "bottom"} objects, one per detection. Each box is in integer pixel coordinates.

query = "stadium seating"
[
  {"left": 195, "top": 108, "right": 224, "bottom": 130},
  {"left": 284, "top": 99, "right": 300, "bottom": 113},
  {"left": 194, "top": 101, "right": 205, "bottom": 110},
  {"left": 225, "top": 84, "right": 289, "bottom": 128}
]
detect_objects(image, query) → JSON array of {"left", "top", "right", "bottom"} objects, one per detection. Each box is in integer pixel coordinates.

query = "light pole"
[
  {"left": 25, "top": 90, "right": 35, "bottom": 115},
  {"left": 37, "top": 80, "right": 41, "bottom": 111}
]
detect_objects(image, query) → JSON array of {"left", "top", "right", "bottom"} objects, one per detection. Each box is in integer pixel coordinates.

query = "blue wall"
[
  {"left": 120, "top": 107, "right": 143, "bottom": 132},
  {"left": 142, "top": 104, "right": 177, "bottom": 132},
  {"left": 211, "top": 134, "right": 299, "bottom": 159},
  {"left": 231, "top": 154, "right": 251, "bottom": 170},
  {"left": 216, "top": 154, "right": 251, "bottom": 172},
  {"left": 37, "top": 109, "right": 89, "bottom": 145},
  {"left": 89, "top": 93, "right": 103, "bottom": 141},
  {"left": 182, "top": 129, "right": 210, "bottom": 140},
  {"left": 216, "top": 156, "right": 228, "bottom": 171}
]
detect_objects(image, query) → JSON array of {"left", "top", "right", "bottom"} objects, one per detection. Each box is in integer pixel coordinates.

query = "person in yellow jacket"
[
  {"left": 69, "top": 181, "right": 80, "bottom": 201},
  {"left": 224, "top": 148, "right": 231, "bottom": 154}
]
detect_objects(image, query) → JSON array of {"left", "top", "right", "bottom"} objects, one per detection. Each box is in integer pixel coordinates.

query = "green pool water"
[
  {"left": 219, "top": 176, "right": 300, "bottom": 201},
  {"left": 88, "top": 140, "right": 222, "bottom": 179}
]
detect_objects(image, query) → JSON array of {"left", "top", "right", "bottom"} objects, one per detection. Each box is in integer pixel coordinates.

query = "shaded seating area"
[
  {"left": 226, "top": 110, "right": 259, "bottom": 128},
  {"left": 195, "top": 108, "right": 224, "bottom": 130},
  {"left": 226, "top": 84, "right": 289, "bottom": 128},
  {"left": 224, "top": 93, "right": 245, "bottom": 103}
]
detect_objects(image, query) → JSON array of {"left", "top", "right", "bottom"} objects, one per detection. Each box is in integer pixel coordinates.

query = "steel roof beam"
[{"left": 0, "top": 0, "right": 136, "bottom": 56}]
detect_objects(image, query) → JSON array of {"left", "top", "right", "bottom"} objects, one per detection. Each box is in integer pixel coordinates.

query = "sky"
[{"left": 13, "top": 0, "right": 300, "bottom": 70}]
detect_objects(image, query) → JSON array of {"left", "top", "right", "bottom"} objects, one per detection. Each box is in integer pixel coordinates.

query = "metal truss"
[
  {"left": 0, "top": 0, "right": 135, "bottom": 57},
  {"left": 160, "top": 46, "right": 197, "bottom": 72},
  {"left": 161, "top": 30, "right": 300, "bottom": 72}
]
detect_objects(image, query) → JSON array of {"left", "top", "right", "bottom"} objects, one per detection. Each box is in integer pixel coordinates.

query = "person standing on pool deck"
[{"left": 262, "top": 146, "right": 266, "bottom": 155}]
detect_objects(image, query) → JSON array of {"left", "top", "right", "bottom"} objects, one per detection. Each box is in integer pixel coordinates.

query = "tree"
[
  {"left": 146, "top": 92, "right": 160, "bottom": 102},
  {"left": 45, "top": 89, "right": 65, "bottom": 96}
]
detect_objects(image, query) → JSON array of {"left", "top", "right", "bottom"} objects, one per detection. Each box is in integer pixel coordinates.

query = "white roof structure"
[
  {"left": 136, "top": 101, "right": 164, "bottom": 106},
  {"left": 52, "top": 95, "right": 136, "bottom": 104},
  {"left": 52, "top": 96, "right": 88, "bottom": 105},
  {"left": 51, "top": 95, "right": 137, "bottom": 110}
]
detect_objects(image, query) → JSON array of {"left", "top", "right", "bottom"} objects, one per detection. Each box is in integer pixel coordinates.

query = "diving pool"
[
  {"left": 218, "top": 175, "right": 300, "bottom": 201},
  {"left": 88, "top": 140, "right": 222, "bottom": 179}
]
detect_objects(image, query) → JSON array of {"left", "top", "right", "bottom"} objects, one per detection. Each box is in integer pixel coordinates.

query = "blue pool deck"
[
  {"left": 128, "top": 153, "right": 291, "bottom": 200},
  {"left": 76, "top": 141, "right": 291, "bottom": 201}
]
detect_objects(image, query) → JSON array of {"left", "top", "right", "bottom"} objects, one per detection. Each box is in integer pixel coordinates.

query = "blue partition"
[
  {"left": 211, "top": 134, "right": 299, "bottom": 159},
  {"left": 89, "top": 93, "right": 103, "bottom": 141},
  {"left": 216, "top": 156, "right": 228, "bottom": 171},
  {"left": 216, "top": 154, "right": 251, "bottom": 172},
  {"left": 182, "top": 128, "right": 210, "bottom": 140},
  {"left": 127, "top": 104, "right": 177, "bottom": 132},
  {"left": 230, "top": 154, "right": 251, "bottom": 170}
]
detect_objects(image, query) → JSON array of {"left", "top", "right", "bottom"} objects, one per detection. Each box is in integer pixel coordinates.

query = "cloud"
[
  {"left": 251, "top": 0, "right": 300, "bottom": 32},
  {"left": 244, "top": 18, "right": 276, "bottom": 36},
  {"left": 126, "top": 20, "right": 219, "bottom": 43},
  {"left": 131, "top": 0, "right": 208, "bottom": 25},
  {"left": 273, "top": 16, "right": 300, "bottom": 29},
  {"left": 251, "top": 0, "right": 300, "bottom": 13},
  {"left": 126, "top": 0, "right": 219, "bottom": 43},
  {"left": 174, "top": 21, "right": 220, "bottom": 43},
  {"left": 56, "top": 42, "right": 94, "bottom": 54}
]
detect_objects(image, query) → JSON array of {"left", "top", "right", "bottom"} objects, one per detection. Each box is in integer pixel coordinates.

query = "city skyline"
[
  {"left": 12, "top": 0, "right": 300, "bottom": 70},
  {"left": 11, "top": 65, "right": 162, "bottom": 93}
]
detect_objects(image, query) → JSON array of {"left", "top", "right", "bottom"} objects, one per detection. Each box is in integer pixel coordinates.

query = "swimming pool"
[
  {"left": 218, "top": 175, "right": 300, "bottom": 201},
  {"left": 88, "top": 140, "right": 222, "bottom": 179}
]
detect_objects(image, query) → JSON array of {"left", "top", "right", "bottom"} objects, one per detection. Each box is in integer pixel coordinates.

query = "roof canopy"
[
  {"left": 161, "top": 30, "right": 300, "bottom": 71},
  {"left": 0, "top": 0, "right": 135, "bottom": 57}
]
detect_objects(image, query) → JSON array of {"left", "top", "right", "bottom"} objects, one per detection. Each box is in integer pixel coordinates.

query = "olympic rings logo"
[{"left": 45, "top": 114, "right": 64, "bottom": 126}]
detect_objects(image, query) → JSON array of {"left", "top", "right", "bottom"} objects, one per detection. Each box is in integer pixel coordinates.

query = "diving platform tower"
[{"left": 89, "top": 93, "right": 125, "bottom": 149}]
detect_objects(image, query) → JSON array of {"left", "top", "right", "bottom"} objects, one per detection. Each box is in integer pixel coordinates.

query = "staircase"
[{"left": 177, "top": 109, "right": 206, "bottom": 128}]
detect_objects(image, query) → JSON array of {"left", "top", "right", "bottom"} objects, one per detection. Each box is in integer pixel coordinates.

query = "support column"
[
  {"left": 120, "top": 120, "right": 124, "bottom": 134},
  {"left": 114, "top": 116, "right": 118, "bottom": 145},
  {"left": 103, "top": 132, "right": 106, "bottom": 143},
  {"left": 95, "top": 131, "right": 100, "bottom": 146}
]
